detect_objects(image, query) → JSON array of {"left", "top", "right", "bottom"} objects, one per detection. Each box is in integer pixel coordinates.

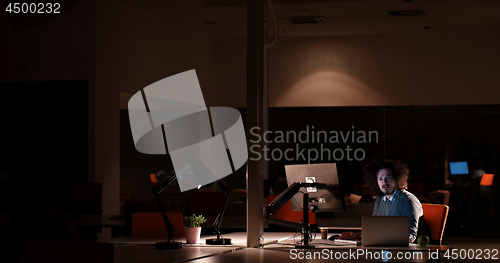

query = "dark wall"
[
  {"left": 119, "top": 109, "right": 174, "bottom": 199},
  {"left": 119, "top": 105, "right": 500, "bottom": 199},
  {"left": 0, "top": 81, "right": 88, "bottom": 205},
  {"left": 385, "top": 105, "right": 500, "bottom": 183},
  {"left": 119, "top": 109, "right": 248, "bottom": 200},
  {"left": 265, "top": 105, "right": 500, "bottom": 195},
  {"left": 265, "top": 107, "right": 383, "bottom": 194}
]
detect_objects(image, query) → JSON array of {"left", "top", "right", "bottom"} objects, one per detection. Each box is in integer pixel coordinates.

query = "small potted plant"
[{"left": 183, "top": 214, "right": 207, "bottom": 244}]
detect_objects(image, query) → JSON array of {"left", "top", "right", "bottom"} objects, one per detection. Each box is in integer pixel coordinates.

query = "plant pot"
[{"left": 184, "top": 227, "right": 201, "bottom": 244}]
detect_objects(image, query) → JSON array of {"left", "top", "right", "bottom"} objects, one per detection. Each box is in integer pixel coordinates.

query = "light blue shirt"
[{"left": 382, "top": 188, "right": 400, "bottom": 202}]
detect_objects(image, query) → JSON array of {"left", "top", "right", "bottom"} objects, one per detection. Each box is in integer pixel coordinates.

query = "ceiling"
[{"left": 119, "top": 0, "right": 500, "bottom": 38}]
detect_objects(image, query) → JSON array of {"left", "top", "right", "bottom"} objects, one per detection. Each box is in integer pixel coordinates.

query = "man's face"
[{"left": 377, "top": 168, "right": 396, "bottom": 196}]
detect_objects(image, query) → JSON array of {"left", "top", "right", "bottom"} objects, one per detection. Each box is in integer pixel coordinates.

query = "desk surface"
[
  {"left": 267, "top": 237, "right": 455, "bottom": 251},
  {"left": 104, "top": 232, "right": 456, "bottom": 251},
  {"left": 192, "top": 248, "right": 423, "bottom": 263},
  {"left": 112, "top": 246, "right": 456, "bottom": 263},
  {"left": 316, "top": 217, "right": 362, "bottom": 230},
  {"left": 113, "top": 245, "right": 237, "bottom": 263},
  {"left": 108, "top": 232, "right": 456, "bottom": 263},
  {"left": 103, "top": 232, "right": 297, "bottom": 247}
]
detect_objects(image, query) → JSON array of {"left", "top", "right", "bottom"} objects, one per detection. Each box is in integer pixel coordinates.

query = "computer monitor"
[
  {"left": 450, "top": 161, "right": 469, "bottom": 175},
  {"left": 285, "top": 163, "right": 345, "bottom": 213}
]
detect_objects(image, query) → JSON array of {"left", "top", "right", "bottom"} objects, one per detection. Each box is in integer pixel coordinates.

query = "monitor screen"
[
  {"left": 450, "top": 161, "right": 469, "bottom": 175},
  {"left": 285, "top": 163, "right": 345, "bottom": 213}
]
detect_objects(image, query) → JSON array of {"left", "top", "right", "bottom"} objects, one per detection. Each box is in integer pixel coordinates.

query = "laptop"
[{"left": 362, "top": 216, "right": 409, "bottom": 247}]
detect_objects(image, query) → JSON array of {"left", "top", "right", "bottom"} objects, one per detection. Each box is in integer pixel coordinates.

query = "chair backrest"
[
  {"left": 230, "top": 189, "right": 247, "bottom": 203},
  {"left": 131, "top": 212, "right": 185, "bottom": 238},
  {"left": 266, "top": 195, "right": 317, "bottom": 225},
  {"left": 125, "top": 200, "right": 170, "bottom": 213},
  {"left": 427, "top": 190, "right": 450, "bottom": 205},
  {"left": 480, "top": 174, "right": 494, "bottom": 186},
  {"left": 422, "top": 204, "right": 449, "bottom": 245},
  {"left": 123, "top": 200, "right": 170, "bottom": 237},
  {"left": 408, "top": 183, "right": 427, "bottom": 199}
]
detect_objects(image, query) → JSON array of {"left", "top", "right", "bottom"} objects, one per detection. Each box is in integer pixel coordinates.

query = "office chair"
[
  {"left": 422, "top": 204, "right": 449, "bottom": 245},
  {"left": 131, "top": 212, "right": 185, "bottom": 237},
  {"left": 123, "top": 200, "right": 170, "bottom": 237},
  {"left": 427, "top": 190, "right": 450, "bottom": 206},
  {"left": 408, "top": 183, "right": 427, "bottom": 202}
]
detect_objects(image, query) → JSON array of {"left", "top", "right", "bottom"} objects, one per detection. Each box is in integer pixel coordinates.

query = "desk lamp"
[
  {"left": 152, "top": 174, "right": 183, "bottom": 249},
  {"left": 153, "top": 172, "right": 233, "bottom": 248},
  {"left": 264, "top": 182, "right": 321, "bottom": 249},
  {"left": 205, "top": 180, "right": 232, "bottom": 245}
]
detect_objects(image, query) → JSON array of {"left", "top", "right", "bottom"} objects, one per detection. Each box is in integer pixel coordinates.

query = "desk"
[
  {"left": 112, "top": 246, "right": 457, "bottom": 263},
  {"left": 261, "top": 236, "right": 455, "bottom": 263},
  {"left": 267, "top": 237, "right": 455, "bottom": 250},
  {"left": 113, "top": 245, "right": 237, "bottom": 263},
  {"left": 72, "top": 214, "right": 126, "bottom": 238},
  {"left": 191, "top": 248, "right": 433, "bottom": 263},
  {"left": 103, "top": 232, "right": 297, "bottom": 248},
  {"left": 106, "top": 232, "right": 457, "bottom": 263},
  {"left": 316, "top": 217, "right": 362, "bottom": 231}
]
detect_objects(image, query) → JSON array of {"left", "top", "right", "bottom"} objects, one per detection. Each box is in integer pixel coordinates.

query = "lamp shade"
[
  {"left": 480, "top": 174, "right": 494, "bottom": 186},
  {"left": 150, "top": 174, "right": 158, "bottom": 184}
]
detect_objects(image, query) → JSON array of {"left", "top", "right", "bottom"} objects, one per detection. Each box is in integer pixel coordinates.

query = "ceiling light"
[{"left": 386, "top": 9, "right": 426, "bottom": 16}]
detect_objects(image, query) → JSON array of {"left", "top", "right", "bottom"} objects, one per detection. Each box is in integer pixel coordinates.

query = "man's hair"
[{"left": 362, "top": 159, "right": 409, "bottom": 196}]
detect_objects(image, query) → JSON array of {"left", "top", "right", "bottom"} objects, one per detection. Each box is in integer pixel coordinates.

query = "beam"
[{"left": 246, "top": 0, "right": 264, "bottom": 248}]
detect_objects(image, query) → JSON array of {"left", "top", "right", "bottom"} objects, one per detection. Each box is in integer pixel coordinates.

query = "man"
[{"left": 363, "top": 159, "right": 423, "bottom": 243}]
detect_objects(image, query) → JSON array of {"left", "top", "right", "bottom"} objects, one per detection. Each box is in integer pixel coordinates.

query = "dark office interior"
[{"left": 1, "top": 0, "right": 500, "bottom": 262}]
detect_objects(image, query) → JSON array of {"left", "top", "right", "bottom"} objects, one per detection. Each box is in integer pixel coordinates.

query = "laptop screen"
[
  {"left": 450, "top": 161, "right": 469, "bottom": 175},
  {"left": 362, "top": 216, "right": 409, "bottom": 247}
]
